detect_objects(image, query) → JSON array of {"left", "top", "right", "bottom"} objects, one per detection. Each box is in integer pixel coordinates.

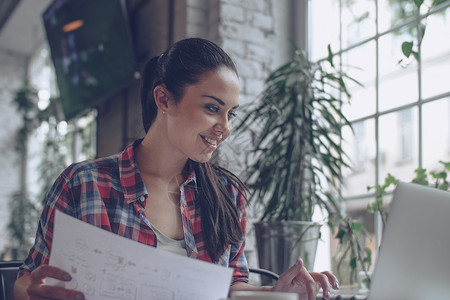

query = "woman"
[{"left": 14, "top": 38, "right": 338, "bottom": 300}]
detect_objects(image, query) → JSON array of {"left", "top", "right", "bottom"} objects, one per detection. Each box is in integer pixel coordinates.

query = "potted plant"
[{"left": 234, "top": 44, "right": 358, "bottom": 277}]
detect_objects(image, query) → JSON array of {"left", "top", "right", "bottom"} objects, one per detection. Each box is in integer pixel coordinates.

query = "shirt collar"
[
  {"left": 119, "top": 139, "right": 147, "bottom": 204},
  {"left": 183, "top": 160, "right": 197, "bottom": 186}
]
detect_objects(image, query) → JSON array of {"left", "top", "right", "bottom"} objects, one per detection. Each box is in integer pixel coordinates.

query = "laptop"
[{"left": 367, "top": 181, "right": 450, "bottom": 300}]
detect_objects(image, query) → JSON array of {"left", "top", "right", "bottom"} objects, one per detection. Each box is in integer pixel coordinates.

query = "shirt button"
[{"left": 140, "top": 196, "right": 145, "bottom": 202}]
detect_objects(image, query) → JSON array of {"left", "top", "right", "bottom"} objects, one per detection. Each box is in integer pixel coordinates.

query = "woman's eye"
[
  {"left": 206, "top": 105, "right": 220, "bottom": 113},
  {"left": 228, "top": 111, "right": 238, "bottom": 119}
]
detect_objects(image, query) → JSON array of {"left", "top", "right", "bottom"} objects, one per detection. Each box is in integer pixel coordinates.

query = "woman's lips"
[{"left": 201, "top": 135, "right": 218, "bottom": 149}]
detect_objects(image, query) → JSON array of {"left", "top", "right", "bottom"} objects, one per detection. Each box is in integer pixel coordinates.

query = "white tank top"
[{"left": 150, "top": 222, "right": 187, "bottom": 257}]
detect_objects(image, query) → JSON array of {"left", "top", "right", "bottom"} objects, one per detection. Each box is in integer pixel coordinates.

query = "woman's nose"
[{"left": 214, "top": 116, "right": 232, "bottom": 135}]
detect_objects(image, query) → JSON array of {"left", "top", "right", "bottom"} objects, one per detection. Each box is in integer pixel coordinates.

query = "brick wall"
[{"left": 96, "top": 0, "right": 296, "bottom": 155}]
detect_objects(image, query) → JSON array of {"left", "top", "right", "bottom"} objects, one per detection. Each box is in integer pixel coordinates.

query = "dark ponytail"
[
  {"left": 140, "top": 55, "right": 160, "bottom": 132},
  {"left": 192, "top": 161, "right": 248, "bottom": 262},
  {"left": 139, "top": 38, "right": 246, "bottom": 261}
]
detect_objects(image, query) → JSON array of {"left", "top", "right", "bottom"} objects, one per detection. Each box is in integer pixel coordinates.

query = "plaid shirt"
[{"left": 19, "top": 139, "right": 249, "bottom": 285}]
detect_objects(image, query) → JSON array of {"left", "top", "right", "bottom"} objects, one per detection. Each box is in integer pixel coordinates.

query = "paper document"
[{"left": 48, "top": 210, "right": 233, "bottom": 300}]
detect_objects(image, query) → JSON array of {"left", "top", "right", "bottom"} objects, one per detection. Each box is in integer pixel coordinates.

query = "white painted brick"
[
  {"left": 236, "top": 58, "right": 266, "bottom": 79},
  {"left": 246, "top": 42, "right": 273, "bottom": 63},
  {"left": 220, "top": 3, "right": 245, "bottom": 23},
  {"left": 222, "top": 39, "right": 246, "bottom": 58},
  {"left": 249, "top": 11, "right": 274, "bottom": 31},
  {"left": 219, "top": 24, "right": 267, "bottom": 45},
  {"left": 221, "top": 0, "right": 269, "bottom": 12},
  {"left": 244, "top": 77, "right": 266, "bottom": 97}
]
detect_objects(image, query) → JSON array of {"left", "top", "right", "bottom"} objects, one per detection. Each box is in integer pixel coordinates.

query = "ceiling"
[{"left": 0, "top": 0, "right": 52, "bottom": 58}]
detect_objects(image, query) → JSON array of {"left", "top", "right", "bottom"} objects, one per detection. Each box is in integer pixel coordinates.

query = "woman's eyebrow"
[{"left": 202, "top": 95, "right": 239, "bottom": 109}]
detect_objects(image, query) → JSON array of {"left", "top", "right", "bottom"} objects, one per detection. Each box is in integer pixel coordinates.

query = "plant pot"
[{"left": 254, "top": 221, "right": 321, "bottom": 284}]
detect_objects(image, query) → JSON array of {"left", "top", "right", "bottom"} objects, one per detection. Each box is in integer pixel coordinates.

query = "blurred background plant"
[
  {"left": 7, "top": 82, "right": 95, "bottom": 258},
  {"left": 392, "top": 0, "right": 449, "bottom": 64},
  {"left": 367, "top": 160, "right": 449, "bottom": 229}
]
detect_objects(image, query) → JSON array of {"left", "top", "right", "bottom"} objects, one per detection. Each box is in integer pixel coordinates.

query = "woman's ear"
[{"left": 153, "top": 85, "right": 172, "bottom": 113}]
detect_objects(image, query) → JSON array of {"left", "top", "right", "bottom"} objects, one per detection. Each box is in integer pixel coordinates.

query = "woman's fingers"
[
  {"left": 274, "top": 258, "right": 319, "bottom": 300},
  {"left": 293, "top": 266, "right": 319, "bottom": 300},
  {"left": 274, "top": 257, "right": 340, "bottom": 300},
  {"left": 30, "top": 265, "right": 72, "bottom": 284},
  {"left": 28, "top": 284, "right": 84, "bottom": 300},
  {"left": 321, "top": 270, "right": 339, "bottom": 290},
  {"left": 277, "top": 257, "right": 304, "bottom": 283},
  {"left": 310, "top": 272, "right": 331, "bottom": 299},
  {"left": 27, "top": 265, "right": 85, "bottom": 300},
  {"left": 309, "top": 270, "right": 339, "bottom": 299}
]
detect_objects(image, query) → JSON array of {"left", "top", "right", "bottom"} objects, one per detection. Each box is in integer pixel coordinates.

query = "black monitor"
[{"left": 42, "top": 0, "right": 137, "bottom": 120}]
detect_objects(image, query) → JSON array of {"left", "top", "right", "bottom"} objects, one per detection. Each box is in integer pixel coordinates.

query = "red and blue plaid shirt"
[{"left": 19, "top": 139, "right": 249, "bottom": 285}]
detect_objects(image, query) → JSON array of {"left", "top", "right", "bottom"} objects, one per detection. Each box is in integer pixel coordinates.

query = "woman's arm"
[{"left": 229, "top": 282, "right": 273, "bottom": 293}]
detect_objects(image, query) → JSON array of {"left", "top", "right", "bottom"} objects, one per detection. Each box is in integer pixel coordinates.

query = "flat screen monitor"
[{"left": 42, "top": 0, "right": 137, "bottom": 120}]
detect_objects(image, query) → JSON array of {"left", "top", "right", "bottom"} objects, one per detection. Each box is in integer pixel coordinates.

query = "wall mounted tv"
[{"left": 42, "top": 0, "right": 137, "bottom": 120}]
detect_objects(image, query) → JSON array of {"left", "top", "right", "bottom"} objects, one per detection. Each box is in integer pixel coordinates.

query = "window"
[
  {"left": 398, "top": 108, "right": 413, "bottom": 161},
  {"left": 310, "top": 0, "right": 450, "bottom": 283}
]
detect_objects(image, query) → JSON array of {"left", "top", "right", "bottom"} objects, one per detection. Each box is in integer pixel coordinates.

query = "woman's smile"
[{"left": 201, "top": 135, "right": 219, "bottom": 148}]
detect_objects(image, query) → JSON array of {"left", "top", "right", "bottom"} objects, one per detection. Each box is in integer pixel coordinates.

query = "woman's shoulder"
[{"left": 60, "top": 153, "right": 120, "bottom": 182}]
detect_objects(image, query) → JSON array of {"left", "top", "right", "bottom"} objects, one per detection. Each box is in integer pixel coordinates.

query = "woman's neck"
[{"left": 136, "top": 126, "right": 188, "bottom": 186}]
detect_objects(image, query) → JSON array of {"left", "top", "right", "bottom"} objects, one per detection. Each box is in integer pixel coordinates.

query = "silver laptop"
[{"left": 367, "top": 181, "right": 450, "bottom": 300}]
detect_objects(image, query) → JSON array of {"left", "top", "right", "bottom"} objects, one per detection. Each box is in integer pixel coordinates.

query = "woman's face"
[{"left": 165, "top": 66, "right": 240, "bottom": 163}]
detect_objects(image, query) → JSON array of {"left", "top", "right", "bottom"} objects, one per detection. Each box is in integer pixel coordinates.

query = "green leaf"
[
  {"left": 385, "top": 173, "right": 399, "bottom": 187},
  {"left": 412, "top": 50, "right": 420, "bottom": 62},
  {"left": 373, "top": 202, "right": 380, "bottom": 211},
  {"left": 440, "top": 160, "right": 450, "bottom": 171},
  {"left": 351, "top": 221, "right": 364, "bottom": 231},
  {"left": 412, "top": 168, "right": 429, "bottom": 186},
  {"left": 363, "top": 278, "right": 371, "bottom": 289},
  {"left": 350, "top": 257, "right": 357, "bottom": 269},
  {"left": 414, "top": 0, "right": 424, "bottom": 8},
  {"left": 439, "top": 183, "right": 449, "bottom": 191},
  {"left": 365, "top": 248, "right": 372, "bottom": 261},
  {"left": 327, "top": 44, "right": 334, "bottom": 67},
  {"left": 402, "top": 41, "right": 414, "bottom": 58}
]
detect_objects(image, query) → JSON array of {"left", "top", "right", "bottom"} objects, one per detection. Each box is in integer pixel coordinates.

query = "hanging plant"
[{"left": 8, "top": 83, "right": 70, "bottom": 258}]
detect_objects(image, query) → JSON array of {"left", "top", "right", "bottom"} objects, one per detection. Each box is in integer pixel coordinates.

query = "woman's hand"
[
  {"left": 271, "top": 258, "right": 339, "bottom": 300},
  {"left": 14, "top": 264, "right": 85, "bottom": 300}
]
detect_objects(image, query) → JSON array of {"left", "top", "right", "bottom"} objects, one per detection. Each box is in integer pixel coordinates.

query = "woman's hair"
[
  {"left": 140, "top": 38, "right": 246, "bottom": 262},
  {"left": 140, "top": 37, "right": 238, "bottom": 131}
]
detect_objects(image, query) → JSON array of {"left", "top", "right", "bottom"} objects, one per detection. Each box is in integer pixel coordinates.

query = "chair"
[
  {"left": 0, "top": 260, "right": 22, "bottom": 300},
  {"left": 248, "top": 267, "right": 279, "bottom": 287},
  {"left": 248, "top": 267, "right": 279, "bottom": 281}
]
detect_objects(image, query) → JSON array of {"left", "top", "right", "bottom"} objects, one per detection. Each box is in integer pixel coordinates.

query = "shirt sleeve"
[
  {"left": 17, "top": 168, "right": 75, "bottom": 278},
  {"left": 229, "top": 185, "right": 250, "bottom": 285}
]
